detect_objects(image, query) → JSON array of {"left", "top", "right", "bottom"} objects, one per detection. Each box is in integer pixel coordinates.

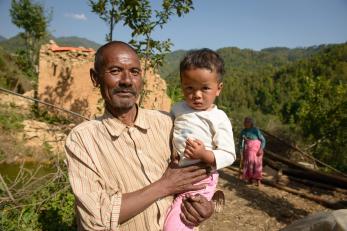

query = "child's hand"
[{"left": 184, "top": 138, "right": 206, "bottom": 160}]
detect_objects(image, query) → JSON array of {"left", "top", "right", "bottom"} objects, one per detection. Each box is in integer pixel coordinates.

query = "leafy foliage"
[
  {"left": 271, "top": 44, "right": 347, "bottom": 171},
  {"left": 0, "top": 104, "right": 25, "bottom": 131},
  {"left": 0, "top": 47, "right": 33, "bottom": 92},
  {"left": 0, "top": 164, "right": 76, "bottom": 231},
  {"left": 88, "top": 0, "right": 193, "bottom": 70},
  {"left": 10, "top": 0, "right": 52, "bottom": 76},
  {"left": 88, "top": 0, "right": 125, "bottom": 42}
]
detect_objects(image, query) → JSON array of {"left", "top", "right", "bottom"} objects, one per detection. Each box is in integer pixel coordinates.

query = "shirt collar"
[{"left": 100, "top": 106, "right": 150, "bottom": 137}]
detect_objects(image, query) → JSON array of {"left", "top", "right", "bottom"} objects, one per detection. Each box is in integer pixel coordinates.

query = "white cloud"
[{"left": 64, "top": 13, "right": 87, "bottom": 21}]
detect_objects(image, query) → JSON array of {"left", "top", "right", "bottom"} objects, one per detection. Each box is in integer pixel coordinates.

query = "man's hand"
[
  {"left": 180, "top": 194, "right": 214, "bottom": 227},
  {"left": 158, "top": 163, "right": 209, "bottom": 197}
]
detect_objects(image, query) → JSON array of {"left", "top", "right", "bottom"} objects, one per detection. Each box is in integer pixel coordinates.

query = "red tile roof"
[{"left": 50, "top": 43, "right": 94, "bottom": 52}]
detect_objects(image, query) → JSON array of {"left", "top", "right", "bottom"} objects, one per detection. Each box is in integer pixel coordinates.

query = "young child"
[{"left": 164, "top": 49, "right": 236, "bottom": 230}]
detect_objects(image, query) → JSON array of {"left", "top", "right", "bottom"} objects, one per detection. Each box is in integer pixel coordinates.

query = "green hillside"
[
  {"left": 0, "top": 47, "right": 33, "bottom": 92},
  {"left": 158, "top": 50, "right": 187, "bottom": 78},
  {"left": 55, "top": 36, "right": 100, "bottom": 50},
  {"left": 0, "top": 34, "right": 101, "bottom": 53},
  {"left": 159, "top": 45, "right": 324, "bottom": 107},
  {"left": 0, "top": 34, "right": 28, "bottom": 53}
]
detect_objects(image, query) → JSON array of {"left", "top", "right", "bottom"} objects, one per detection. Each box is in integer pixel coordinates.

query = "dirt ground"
[{"left": 200, "top": 166, "right": 346, "bottom": 231}]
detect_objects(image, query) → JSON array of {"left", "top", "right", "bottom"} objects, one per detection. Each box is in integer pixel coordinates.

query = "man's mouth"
[{"left": 112, "top": 88, "right": 136, "bottom": 97}]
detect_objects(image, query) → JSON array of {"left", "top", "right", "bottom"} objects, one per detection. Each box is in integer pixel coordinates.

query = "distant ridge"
[
  {"left": 0, "top": 34, "right": 101, "bottom": 53},
  {"left": 55, "top": 36, "right": 100, "bottom": 50},
  {"left": 0, "top": 35, "right": 6, "bottom": 42}
]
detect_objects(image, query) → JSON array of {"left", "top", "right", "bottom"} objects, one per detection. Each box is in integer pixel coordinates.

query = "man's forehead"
[{"left": 103, "top": 46, "right": 140, "bottom": 64}]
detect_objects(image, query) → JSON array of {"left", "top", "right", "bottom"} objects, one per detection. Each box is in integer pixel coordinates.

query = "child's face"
[{"left": 181, "top": 68, "right": 223, "bottom": 111}]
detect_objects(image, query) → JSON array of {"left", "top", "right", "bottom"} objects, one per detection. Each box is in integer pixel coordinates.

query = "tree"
[
  {"left": 88, "top": 0, "right": 193, "bottom": 69},
  {"left": 123, "top": 0, "right": 193, "bottom": 105},
  {"left": 89, "top": 0, "right": 193, "bottom": 105},
  {"left": 88, "top": 0, "right": 124, "bottom": 42},
  {"left": 10, "top": 0, "right": 51, "bottom": 78},
  {"left": 297, "top": 76, "right": 347, "bottom": 171},
  {"left": 124, "top": 0, "right": 193, "bottom": 69}
]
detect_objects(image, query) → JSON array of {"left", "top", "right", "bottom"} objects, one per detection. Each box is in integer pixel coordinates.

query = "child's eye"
[
  {"left": 203, "top": 87, "right": 211, "bottom": 91},
  {"left": 185, "top": 86, "right": 193, "bottom": 91}
]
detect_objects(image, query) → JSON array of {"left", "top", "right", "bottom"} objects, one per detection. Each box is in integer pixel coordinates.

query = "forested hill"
[
  {"left": 159, "top": 44, "right": 330, "bottom": 110},
  {"left": 160, "top": 43, "right": 347, "bottom": 172},
  {"left": 159, "top": 45, "right": 326, "bottom": 78}
]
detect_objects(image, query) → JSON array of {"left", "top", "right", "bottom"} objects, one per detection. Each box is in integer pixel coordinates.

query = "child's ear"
[{"left": 216, "top": 82, "right": 223, "bottom": 96}]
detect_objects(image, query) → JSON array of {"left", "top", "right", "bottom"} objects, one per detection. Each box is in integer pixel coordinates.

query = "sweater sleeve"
[
  {"left": 239, "top": 130, "right": 246, "bottom": 152},
  {"left": 211, "top": 112, "right": 236, "bottom": 170},
  {"left": 256, "top": 128, "right": 266, "bottom": 149}
]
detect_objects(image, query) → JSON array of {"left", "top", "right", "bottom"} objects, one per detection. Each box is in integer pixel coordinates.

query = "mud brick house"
[{"left": 38, "top": 41, "right": 171, "bottom": 119}]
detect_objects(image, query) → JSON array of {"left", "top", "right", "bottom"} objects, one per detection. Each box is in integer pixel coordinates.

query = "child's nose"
[{"left": 193, "top": 90, "right": 202, "bottom": 98}]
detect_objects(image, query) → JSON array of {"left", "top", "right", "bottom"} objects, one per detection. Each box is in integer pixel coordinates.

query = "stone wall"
[{"left": 38, "top": 41, "right": 171, "bottom": 119}]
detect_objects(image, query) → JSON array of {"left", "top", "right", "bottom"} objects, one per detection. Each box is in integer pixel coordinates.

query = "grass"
[{"left": 0, "top": 103, "right": 25, "bottom": 131}]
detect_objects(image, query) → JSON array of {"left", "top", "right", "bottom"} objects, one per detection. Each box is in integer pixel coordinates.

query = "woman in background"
[{"left": 240, "top": 117, "right": 266, "bottom": 186}]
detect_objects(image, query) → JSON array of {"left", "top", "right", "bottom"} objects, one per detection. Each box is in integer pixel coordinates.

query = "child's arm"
[
  {"left": 210, "top": 112, "right": 236, "bottom": 170},
  {"left": 184, "top": 138, "right": 216, "bottom": 167}
]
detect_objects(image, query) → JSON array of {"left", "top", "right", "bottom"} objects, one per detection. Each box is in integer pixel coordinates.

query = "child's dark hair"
[{"left": 180, "top": 48, "right": 225, "bottom": 82}]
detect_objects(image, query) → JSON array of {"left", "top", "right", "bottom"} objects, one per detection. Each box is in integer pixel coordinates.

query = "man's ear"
[{"left": 90, "top": 68, "right": 99, "bottom": 87}]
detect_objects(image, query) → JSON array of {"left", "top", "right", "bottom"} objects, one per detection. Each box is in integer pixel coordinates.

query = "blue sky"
[{"left": 1, "top": 0, "right": 346, "bottom": 51}]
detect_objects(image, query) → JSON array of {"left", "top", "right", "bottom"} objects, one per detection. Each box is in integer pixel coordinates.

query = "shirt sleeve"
[
  {"left": 256, "top": 128, "right": 266, "bottom": 149},
  {"left": 211, "top": 113, "right": 236, "bottom": 170},
  {"left": 65, "top": 131, "right": 122, "bottom": 231}
]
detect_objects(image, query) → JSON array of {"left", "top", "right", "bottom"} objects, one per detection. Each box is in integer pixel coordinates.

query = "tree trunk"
[
  {"left": 263, "top": 153, "right": 347, "bottom": 189},
  {"left": 262, "top": 178, "right": 347, "bottom": 209}
]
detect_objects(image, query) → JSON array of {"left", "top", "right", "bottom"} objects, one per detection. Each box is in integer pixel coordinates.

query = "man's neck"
[{"left": 106, "top": 104, "right": 138, "bottom": 126}]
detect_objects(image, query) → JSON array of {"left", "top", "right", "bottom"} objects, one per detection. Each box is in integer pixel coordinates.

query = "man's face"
[
  {"left": 92, "top": 44, "right": 143, "bottom": 111},
  {"left": 181, "top": 68, "right": 222, "bottom": 111}
]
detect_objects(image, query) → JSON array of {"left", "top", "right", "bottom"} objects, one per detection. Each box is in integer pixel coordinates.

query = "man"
[{"left": 65, "top": 41, "right": 214, "bottom": 230}]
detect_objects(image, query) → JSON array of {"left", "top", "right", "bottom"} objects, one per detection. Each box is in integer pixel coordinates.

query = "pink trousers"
[
  {"left": 163, "top": 171, "right": 218, "bottom": 231},
  {"left": 242, "top": 139, "right": 263, "bottom": 180}
]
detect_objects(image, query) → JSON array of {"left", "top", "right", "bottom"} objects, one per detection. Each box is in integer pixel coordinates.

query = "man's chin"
[{"left": 111, "top": 99, "right": 137, "bottom": 110}]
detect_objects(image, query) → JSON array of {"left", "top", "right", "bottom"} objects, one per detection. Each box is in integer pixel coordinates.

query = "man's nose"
[{"left": 119, "top": 71, "right": 132, "bottom": 85}]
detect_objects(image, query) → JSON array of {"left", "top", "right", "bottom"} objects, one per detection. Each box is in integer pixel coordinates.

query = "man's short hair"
[
  {"left": 94, "top": 41, "right": 137, "bottom": 72},
  {"left": 180, "top": 48, "right": 225, "bottom": 82}
]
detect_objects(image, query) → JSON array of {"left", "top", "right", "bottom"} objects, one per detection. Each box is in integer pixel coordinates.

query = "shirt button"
[{"left": 138, "top": 150, "right": 143, "bottom": 155}]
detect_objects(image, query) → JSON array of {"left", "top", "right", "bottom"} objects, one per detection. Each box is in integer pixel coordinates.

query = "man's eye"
[
  {"left": 131, "top": 69, "right": 141, "bottom": 76},
  {"left": 109, "top": 69, "right": 121, "bottom": 75}
]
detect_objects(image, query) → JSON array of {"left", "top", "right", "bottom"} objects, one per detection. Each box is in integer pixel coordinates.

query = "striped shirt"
[{"left": 65, "top": 107, "right": 174, "bottom": 231}]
